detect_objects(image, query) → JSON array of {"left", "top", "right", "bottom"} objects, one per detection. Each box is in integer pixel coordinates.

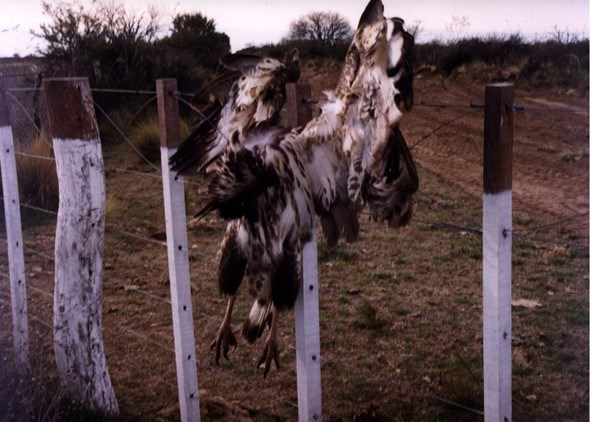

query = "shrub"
[
  {"left": 16, "top": 135, "right": 59, "bottom": 212},
  {"left": 126, "top": 114, "right": 190, "bottom": 166},
  {"left": 414, "top": 34, "right": 589, "bottom": 92}
]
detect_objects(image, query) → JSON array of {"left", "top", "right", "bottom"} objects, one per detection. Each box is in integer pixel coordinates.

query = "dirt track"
[
  {"left": 306, "top": 65, "right": 589, "bottom": 222},
  {"left": 407, "top": 73, "right": 589, "bottom": 220}
]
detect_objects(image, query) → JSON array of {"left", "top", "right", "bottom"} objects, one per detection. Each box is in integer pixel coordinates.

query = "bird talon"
[
  {"left": 257, "top": 340, "right": 280, "bottom": 378},
  {"left": 211, "top": 325, "right": 237, "bottom": 365}
]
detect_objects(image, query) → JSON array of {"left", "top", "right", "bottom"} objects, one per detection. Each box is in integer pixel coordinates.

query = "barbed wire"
[
  {"left": 415, "top": 100, "right": 483, "bottom": 109},
  {"left": 1, "top": 88, "right": 51, "bottom": 148},
  {"left": 105, "top": 167, "right": 161, "bottom": 179},
  {"left": 92, "top": 99, "right": 161, "bottom": 173},
  {"left": 0, "top": 281, "right": 292, "bottom": 418},
  {"left": 1, "top": 236, "right": 586, "bottom": 420},
  {"left": 319, "top": 353, "right": 485, "bottom": 416},
  {"left": 416, "top": 99, "right": 589, "bottom": 114},
  {"left": 511, "top": 211, "right": 589, "bottom": 234},
  {"left": 414, "top": 98, "right": 588, "bottom": 145},
  {"left": 410, "top": 110, "right": 481, "bottom": 150},
  {"left": 14, "top": 150, "right": 55, "bottom": 161},
  {"left": 0, "top": 84, "right": 587, "bottom": 419},
  {"left": 90, "top": 88, "right": 157, "bottom": 96},
  {"left": 3, "top": 277, "right": 481, "bottom": 417},
  {"left": 519, "top": 109, "right": 588, "bottom": 142},
  {"left": 3, "top": 229, "right": 587, "bottom": 365}
]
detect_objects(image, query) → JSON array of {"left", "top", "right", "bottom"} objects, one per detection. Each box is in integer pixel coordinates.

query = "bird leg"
[
  {"left": 210, "top": 295, "right": 238, "bottom": 364},
  {"left": 256, "top": 304, "right": 280, "bottom": 377}
]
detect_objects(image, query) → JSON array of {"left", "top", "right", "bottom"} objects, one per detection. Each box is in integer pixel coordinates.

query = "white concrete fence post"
[
  {"left": 0, "top": 83, "right": 30, "bottom": 372},
  {"left": 482, "top": 82, "right": 514, "bottom": 422},
  {"left": 156, "top": 78, "right": 201, "bottom": 422},
  {"left": 287, "top": 82, "right": 323, "bottom": 421},
  {"left": 43, "top": 77, "right": 119, "bottom": 414}
]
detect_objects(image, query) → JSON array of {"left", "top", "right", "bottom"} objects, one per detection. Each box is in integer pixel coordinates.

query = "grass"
[
  {"left": 0, "top": 347, "right": 116, "bottom": 422},
  {"left": 352, "top": 299, "right": 386, "bottom": 331},
  {"left": 0, "top": 69, "right": 587, "bottom": 420}
]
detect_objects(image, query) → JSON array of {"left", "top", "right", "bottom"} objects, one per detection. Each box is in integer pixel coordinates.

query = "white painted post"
[
  {"left": 482, "top": 83, "right": 514, "bottom": 422},
  {"left": 157, "top": 79, "right": 201, "bottom": 422},
  {"left": 0, "top": 85, "right": 30, "bottom": 371},
  {"left": 294, "top": 227, "right": 323, "bottom": 421},
  {"left": 287, "top": 82, "right": 323, "bottom": 421},
  {"left": 43, "top": 77, "right": 118, "bottom": 414}
]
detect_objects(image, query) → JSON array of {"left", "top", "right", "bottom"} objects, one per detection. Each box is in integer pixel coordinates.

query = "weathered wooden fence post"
[
  {"left": 286, "top": 83, "right": 313, "bottom": 128},
  {"left": 0, "top": 84, "right": 30, "bottom": 371},
  {"left": 482, "top": 82, "right": 514, "bottom": 422},
  {"left": 43, "top": 77, "right": 118, "bottom": 414},
  {"left": 156, "top": 78, "right": 201, "bottom": 422},
  {"left": 287, "top": 82, "right": 323, "bottom": 421}
]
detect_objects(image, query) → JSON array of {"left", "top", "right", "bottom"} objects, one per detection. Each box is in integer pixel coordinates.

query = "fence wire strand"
[
  {"left": 92, "top": 99, "right": 161, "bottom": 173},
  {"left": 0, "top": 85, "right": 588, "bottom": 419},
  {"left": 519, "top": 109, "right": 589, "bottom": 142},
  {"left": 2, "top": 88, "right": 51, "bottom": 148}
]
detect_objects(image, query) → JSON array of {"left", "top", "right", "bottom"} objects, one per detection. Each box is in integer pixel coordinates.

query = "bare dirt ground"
[{"left": 0, "top": 66, "right": 588, "bottom": 421}]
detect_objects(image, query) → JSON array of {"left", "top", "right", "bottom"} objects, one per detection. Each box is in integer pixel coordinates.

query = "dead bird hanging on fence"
[
  {"left": 170, "top": 0, "right": 418, "bottom": 377},
  {"left": 335, "top": 5, "right": 419, "bottom": 227},
  {"left": 170, "top": 48, "right": 308, "bottom": 375},
  {"left": 169, "top": 48, "right": 300, "bottom": 175}
]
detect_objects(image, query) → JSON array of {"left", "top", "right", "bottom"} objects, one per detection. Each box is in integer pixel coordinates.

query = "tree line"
[
  {"left": 34, "top": 0, "right": 589, "bottom": 108},
  {"left": 34, "top": 1, "right": 355, "bottom": 102}
]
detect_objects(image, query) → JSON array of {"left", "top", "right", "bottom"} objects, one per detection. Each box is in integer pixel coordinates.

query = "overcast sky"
[{"left": 0, "top": 0, "right": 589, "bottom": 57}]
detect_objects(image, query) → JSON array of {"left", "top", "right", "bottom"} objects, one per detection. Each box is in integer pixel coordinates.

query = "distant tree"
[
  {"left": 35, "top": 2, "right": 232, "bottom": 110},
  {"left": 445, "top": 15, "right": 471, "bottom": 43},
  {"left": 288, "top": 11, "right": 353, "bottom": 46},
  {"left": 407, "top": 20, "right": 423, "bottom": 40},
  {"left": 165, "top": 12, "right": 230, "bottom": 69},
  {"left": 550, "top": 25, "right": 580, "bottom": 46},
  {"left": 159, "top": 12, "right": 231, "bottom": 91},
  {"left": 171, "top": 13, "right": 217, "bottom": 37}
]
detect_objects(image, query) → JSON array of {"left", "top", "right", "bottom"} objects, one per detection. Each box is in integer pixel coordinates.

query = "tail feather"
[
  {"left": 320, "top": 201, "right": 360, "bottom": 247},
  {"left": 169, "top": 102, "right": 223, "bottom": 175},
  {"left": 271, "top": 236, "right": 301, "bottom": 311},
  {"left": 243, "top": 299, "right": 273, "bottom": 344},
  {"left": 366, "top": 125, "right": 418, "bottom": 227}
]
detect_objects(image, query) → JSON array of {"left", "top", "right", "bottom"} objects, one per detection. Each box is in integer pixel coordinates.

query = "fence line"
[
  {"left": 520, "top": 109, "right": 588, "bottom": 142},
  {"left": 1, "top": 89, "right": 50, "bottom": 152},
  {"left": 0, "top": 279, "right": 492, "bottom": 416},
  {"left": 92, "top": 99, "right": 161, "bottom": 173},
  {"left": 410, "top": 110, "right": 481, "bottom": 150},
  {"left": 11, "top": 280, "right": 589, "bottom": 376},
  {"left": 3, "top": 226, "right": 587, "bottom": 366},
  {"left": 1, "top": 78, "right": 587, "bottom": 420}
]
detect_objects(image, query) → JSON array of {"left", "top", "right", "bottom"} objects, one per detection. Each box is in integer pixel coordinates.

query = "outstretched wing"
[{"left": 169, "top": 49, "right": 300, "bottom": 175}]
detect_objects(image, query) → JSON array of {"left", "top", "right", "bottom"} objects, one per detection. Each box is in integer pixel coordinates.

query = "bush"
[
  {"left": 16, "top": 135, "right": 59, "bottom": 212},
  {"left": 414, "top": 34, "right": 589, "bottom": 92},
  {"left": 126, "top": 114, "right": 190, "bottom": 166},
  {"left": 244, "top": 38, "right": 351, "bottom": 62}
]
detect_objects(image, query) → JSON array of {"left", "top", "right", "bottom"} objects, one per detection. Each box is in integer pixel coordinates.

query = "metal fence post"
[
  {"left": 287, "top": 82, "right": 323, "bottom": 421},
  {"left": 156, "top": 78, "right": 201, "bottom": 422},
  {"left": 482, "top": 82, "right": 514, "bottom": 422}
]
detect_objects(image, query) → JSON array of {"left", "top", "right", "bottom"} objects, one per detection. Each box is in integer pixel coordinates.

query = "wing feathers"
[{"left": 366, "top": 125, "right": 418, "bottom": 227}]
